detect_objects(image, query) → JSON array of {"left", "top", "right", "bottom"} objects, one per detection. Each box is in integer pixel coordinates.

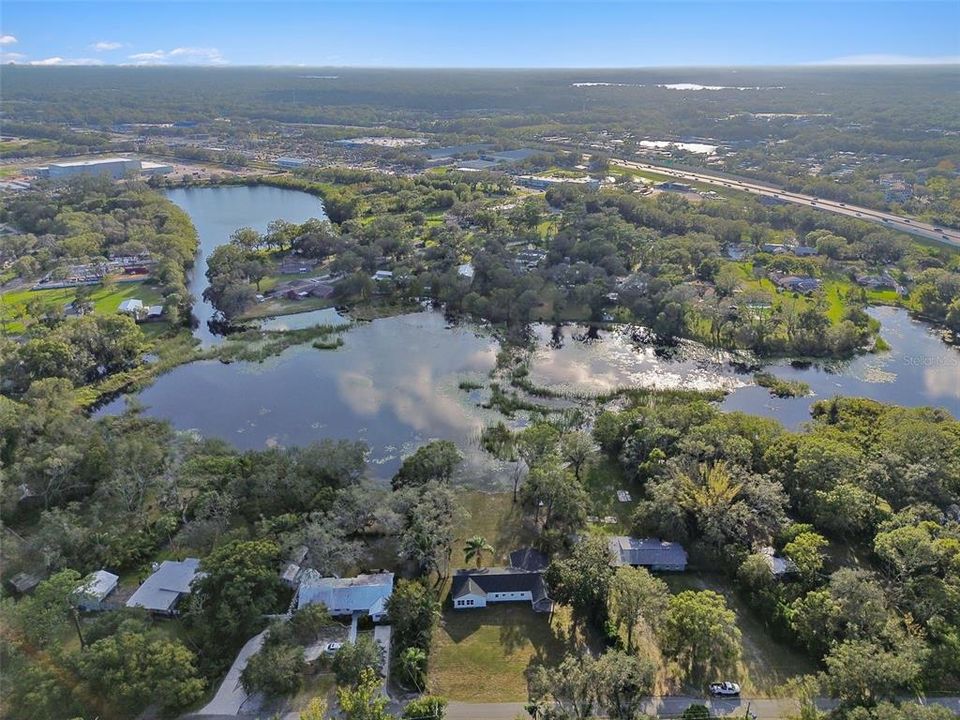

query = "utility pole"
[{"left": 72, "top": 607, "right": 86, "bottom": 651}]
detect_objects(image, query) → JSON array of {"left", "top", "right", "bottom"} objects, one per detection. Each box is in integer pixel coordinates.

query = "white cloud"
[
  {"left": 811, "top": 54, "right": 960, "bottom": 66},
  {"left": 1, "top": 51, "right": 26, "bottom": 63},
  {"left": 129, "top": 49, "right": 168, "bottom": 64},
  {"left": 0, "top": 35, "right": 17, "bottom": 46},
  {"left": 93, "top": 41, "right": 125, "bottom": 52},
  {"left": 29, "top": 56, "right": 104, "bottom": 66},
  {"left": 127, "top": 46, "right": 226, "bottom": 65}
]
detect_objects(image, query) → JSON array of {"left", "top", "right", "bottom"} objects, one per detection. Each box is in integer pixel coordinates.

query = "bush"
[
  {"left": 332, "top": 635, "right": 384, "bottom": 688},
  {"left": 240, "top": 641, "right": 305, "bottom": 697}
]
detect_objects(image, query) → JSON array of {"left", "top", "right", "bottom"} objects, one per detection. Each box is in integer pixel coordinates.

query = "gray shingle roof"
[
  {"left": 508, "top": 547, "right": 549, "bottom": 572},
  {"left": 608, "top": 536, "right": 688, "bottom": 568}
]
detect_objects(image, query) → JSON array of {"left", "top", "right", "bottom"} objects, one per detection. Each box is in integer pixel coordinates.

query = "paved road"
[
  {"left": 613, "top": 159, "right": 960, "bottom": 250},
  {"left": 446, "top": 695, "right": 960, "bottom": 720},
  {"left": 195, "top": 629, "right": 268, "bottom": 715}
]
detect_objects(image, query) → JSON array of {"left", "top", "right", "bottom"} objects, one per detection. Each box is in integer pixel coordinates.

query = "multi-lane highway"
[{"left": 613, "top": 159, "right": 960, "bottom": 249}]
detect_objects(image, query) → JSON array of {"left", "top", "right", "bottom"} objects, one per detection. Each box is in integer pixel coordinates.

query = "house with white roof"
[
  {"left": 759, "top": 546, "right": 798, "bottom": 578},
  {"left": 608, "top": 536, "right": 688, "bottom": 571},
  {"left": 126, "top": 558, "right": 201, "bottom": 616},
  {"left": 296, "top": 571, "right": 394, "bottom": 622},
  {"left": 73, "top": 570, "right": 119, "bottom": 612},
  {"left": 117, "top": 298, "right": 144, "bottom": 317}
]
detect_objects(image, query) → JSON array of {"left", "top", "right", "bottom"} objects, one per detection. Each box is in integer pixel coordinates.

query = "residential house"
[
  {"left": 761, "top": 243, "right": 790, "bottom": 255},
  {"left": 772, "top": 274, "right": 822, "bottom": 295},
  {"left": 126, "top": 558, "right": 201, "bottom": 617},
  {"left": 792, "top": 246, "right": 818, "bottom": 257},
  {"left": 451, "top": 568, "right": 553, "bottom": 612},
  {"left": 856, "top": 274, "right": 895, "bottom": 290},
  {"left": 608, "top": 536, "right": 688, "bottom": 571},
  {"left": 74, "top": 570, "right": 119, "bottom": 612},
  {"left": 759, "top": 547, "right": 797, "bottom": 579},
  {"left": 117, "top": 298, "right": 145, "bottom": 317},
  {"left": 297, "top": 571, "right": 394, "bottom": 622}
]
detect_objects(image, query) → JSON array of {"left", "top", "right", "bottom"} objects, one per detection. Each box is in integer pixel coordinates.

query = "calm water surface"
[
  {"left": 107, "top": 185, "right": 958, "bottom": 482},
  {"left": 528, "top": 307, "right": 959, "bottom": 428},
  {"left": 100, "top": 313, "right": 501, "bottom": 479},
  {"left": 168, "top": 185, "right": 326, "bottom": 344}
]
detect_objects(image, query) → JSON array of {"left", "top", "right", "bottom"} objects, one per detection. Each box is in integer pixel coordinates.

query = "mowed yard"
[
  {"left": 0, "top": 280, "right": 165, "bottom": 333},
  {"left": 429, "top": 604, "right": 594, "bottom": 702}
]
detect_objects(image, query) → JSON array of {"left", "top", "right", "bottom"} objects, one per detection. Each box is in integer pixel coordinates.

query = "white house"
[
  {"left": 297, "top": 571, "right": 394, "bottom": 622},
  {"left": 73, "top": 570, "right": 119, "bottom": 612},
  {"left": 117, "top": 298, "right": 144, "bottom": 316},
  {"left": 451, "top": 568, "right": 553, "bottom": 612}
]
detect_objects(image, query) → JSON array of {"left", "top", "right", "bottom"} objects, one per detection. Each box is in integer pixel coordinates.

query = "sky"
[{"left": 1, "top": 1, "right": 958, "bottom": 68}]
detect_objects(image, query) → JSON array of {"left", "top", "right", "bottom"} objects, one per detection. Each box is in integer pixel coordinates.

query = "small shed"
[
  {"left": 74, "top": 570, "right": 120, "bottom": 611},
  {"left": 8, "top": 572, "right": 43, "bottom": 595}
]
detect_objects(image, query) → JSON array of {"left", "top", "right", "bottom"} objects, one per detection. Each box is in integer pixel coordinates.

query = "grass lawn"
[
  {"left": 456, "top": 491, "right": 534, "bottom": 569},
  {"left": 0, "top": 281, "right": 165, "bottom": 333},
  {"left": 663, "top": 573, "right": 816, "bottom": 696},
  {"left": 429, "top": 604, "right": 591, "bottom": 702}
]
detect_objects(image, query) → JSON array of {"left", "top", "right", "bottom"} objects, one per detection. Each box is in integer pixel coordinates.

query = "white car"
[
  {"left": 323, "top": 642, "right": 343, "bottom": 656},
  {"left": 709, "top": 681, "right": 741, "bottom": 696}
]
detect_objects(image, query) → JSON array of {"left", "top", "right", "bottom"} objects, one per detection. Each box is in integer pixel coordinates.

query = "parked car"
[
  {"left": 709, "top": 681, "right": 741, "bottom": 696},
  {"left": 323, "top": 642, "right": 343, "bottom": 655}
]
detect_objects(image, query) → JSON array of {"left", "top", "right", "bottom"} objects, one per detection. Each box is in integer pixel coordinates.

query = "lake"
[
  {"left": 528, "top": 306, "right": 960, "bottom": 428},
  {"left": 105, "top": 185, "right": 959, "bottom": 483},
  {"left": 100, "top": 312, "right": 503, "bottom": 480},
  {"left": 167, "top": 185, "right": 326, "bottom": 344}
]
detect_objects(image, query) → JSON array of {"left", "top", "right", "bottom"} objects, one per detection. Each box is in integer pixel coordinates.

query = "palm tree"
[
  {"left": 399, "top": 646, "right": 427, "bottom": 692},
  {"left": 463, "top": 535, "right": 495, "bottom": 569}
]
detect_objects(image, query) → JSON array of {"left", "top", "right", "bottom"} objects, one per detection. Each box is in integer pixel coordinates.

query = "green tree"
[
  {"left": 392, "top": 440, "right": 463, "bottom": 490},
  {"left": 608, "top": 566, "right": 669, "bottom": 653},
  {"left": 13, "top": 569, "right": 81, "bottom": 648},
  {"left": 402, "top": 694, "right": 447, "bottom": 720},
  {"left": 545, "top": 536, "right": 614, "bottom": 628},
  {"left": 528, "top": 654, "right": 597, "bottom": 720},
  {"left": 337, "top": 667, "right": 394, "bottom": 720},
  {"left": 594, "top": 649, "right": 656, "bottom": 719},
  {"left": 76, "top": 629, "right": 206, "bottom": 714},
  {"left": 241, "top": 639, "right": 306, "bottom": 697},
  {"left": 333, "top": 635, "right": 385, "bottom": 688},
  {"left": 660, "top": 591, "right": 741, "bottom": 683},
  {"left": 783, "top": 531, "right": 829, "bottom": 584},
  {"left": 681, "top": 705, "right": 711, "bottom": 720},
  {"left": 398, "top": 646, "right": 427, "bottom": 691},
  {"left": 188, "top": 539, "right": 284, "bottom": 650},
  {"left": 823, "top": 640, "right": 924, "bottom": 708}
]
